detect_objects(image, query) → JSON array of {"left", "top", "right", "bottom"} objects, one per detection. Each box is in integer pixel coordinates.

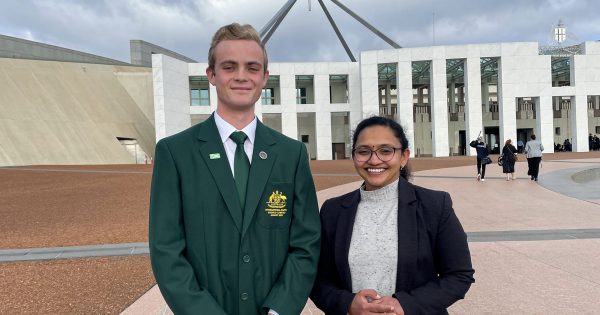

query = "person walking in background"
[
  {"left": 524, "top": 134, "right": 544, "bottom": 181},
  {"left": 517, "top": 139, "right": 524, "bottom": 153},
  {"left": 148, "top": 23, "right": 321, "bottom": 315},
  {"left": 310, "top": 116, "right": 474, "bottom": 315},
  {"left": 502, "top": 139, "right": 518, "bottom": 181},
  {"left": 470, "top": 135, "right": 489, "bottom": 181}
]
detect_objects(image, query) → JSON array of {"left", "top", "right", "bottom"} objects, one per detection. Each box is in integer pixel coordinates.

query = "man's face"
[{"left": 206, "top": 40, "right": 269, "bottom": 112}]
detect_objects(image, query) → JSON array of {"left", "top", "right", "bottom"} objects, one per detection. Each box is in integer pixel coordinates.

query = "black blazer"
[{"left": 310, "top": 177, "right": 474, "bottom": 315}]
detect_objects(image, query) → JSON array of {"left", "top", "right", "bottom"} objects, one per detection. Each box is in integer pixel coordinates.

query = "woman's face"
[{"left": 352, "top": 125, "right": 410, "bottom": 191}]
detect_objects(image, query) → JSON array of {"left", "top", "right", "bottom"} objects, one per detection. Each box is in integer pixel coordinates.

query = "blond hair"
[{"left": 208, "top": 23, "right": 268, "bottom": 72}]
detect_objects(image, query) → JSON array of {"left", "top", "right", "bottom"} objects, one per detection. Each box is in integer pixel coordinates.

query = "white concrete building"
[{"left": 153, "top": 41, "right": 600, "bottom": 159}]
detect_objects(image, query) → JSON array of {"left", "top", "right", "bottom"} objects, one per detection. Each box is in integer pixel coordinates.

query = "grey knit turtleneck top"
[{"left": 348, "top": 178, "right": 399, "bottom": 296}]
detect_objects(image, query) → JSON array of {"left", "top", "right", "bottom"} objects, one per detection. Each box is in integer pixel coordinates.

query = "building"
[
  {"left": 2, "top": 25, "right": 599, "bottom": 166},
  {"left": 0, "top": 35, "right": 192, "bottom": 166},
  {"left": 153, "top": 41, "right": 600, "bottom": 159}
]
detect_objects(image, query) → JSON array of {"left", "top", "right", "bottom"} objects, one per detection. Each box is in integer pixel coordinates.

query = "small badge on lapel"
[
  {"left": 209, "top": 153, "right": 221, "bottom": 159},
  {"left": 265, "top": 190, "right": 287, "bottom": 217},
  {"left": 259, "top": 151, "right": 268, "bottom": 160}
]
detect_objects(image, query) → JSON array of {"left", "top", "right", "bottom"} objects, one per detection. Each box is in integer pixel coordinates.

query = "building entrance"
[
  {"left": 458, "top": 130, "right": 467, "bottom": 155},
  {"left": 332, "top": 143, "right": 347, "bottom": 160},
  {"left": 484, "top": 127, "right": 500, "bottom": 154}
]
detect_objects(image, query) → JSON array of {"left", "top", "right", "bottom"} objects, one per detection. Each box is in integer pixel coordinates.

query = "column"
[
  {"left": 314, "top": 74, "right": 333, "bottom": 160},
  {"left": 397, "top": 61, "right": 414, "bottom": 157},
  {"left": 499, "top": 97, "right": 517, "bottom": 148},
  {"left": 152, "top": 54, "right": 191, "bottom": 142},
  {"left": 359, "top": 52, "right": 380, "bottom": 117},
  {"left": 448, "top": 81, "right": 456, "bottom": 113},
  {"left": 481, "top": 82, "right": 489, "bottom": 112},
  {"left": 280, "top": 74, "right": 298, "bottom": 140},
  {"left": 465, "top": 57, "right": 483, "bottom": 156},
  {"left": 430, "top": 58, "right": 449, "bottom": 157},
  {"left": 385, "top": 82, "right": 392, "bottom": 116},
  {"left": 572, "top": 95, "right": 589, "bottom": 152},
  {"left": 538, "top": 95, "right": 554, "bottom": 153}
]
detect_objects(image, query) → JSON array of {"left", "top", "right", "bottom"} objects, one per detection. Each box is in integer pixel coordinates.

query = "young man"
[{"left": 149, "top": 23, "right": 321, "bottom": 315}]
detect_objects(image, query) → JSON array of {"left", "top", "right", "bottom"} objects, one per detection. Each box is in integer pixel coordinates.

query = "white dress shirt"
[{"left": 214, "top": 112, "right": 256, "bottom": 174}]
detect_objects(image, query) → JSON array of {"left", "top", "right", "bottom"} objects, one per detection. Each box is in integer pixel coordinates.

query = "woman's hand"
[
  {"left": 372, "top": 296, "right": 404, "bottom": 315},
  {"left": 349, "top": 289, "right": 397, "bottom": 314}
]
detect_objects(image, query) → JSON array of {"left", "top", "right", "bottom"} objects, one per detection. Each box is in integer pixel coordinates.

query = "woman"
[
  {"left": 502, "top": 139, "right": 518, "bottom": 181},
  {"left": 524, "top": 134, "right": 544, "bottom": 181},
  {"left": 469, "top": 136, "right": 489, "bottom": 181},
  {"left": 310, "top": 116, "right": 475, "bottom": 315}
]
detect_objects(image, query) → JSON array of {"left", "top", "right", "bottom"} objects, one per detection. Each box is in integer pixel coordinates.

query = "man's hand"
[
  {"left": 349, "top": 289, "right": 396, "bottom": 315},
  {"left": 372, "top": 296, "right": 404, "bottom": 315}
]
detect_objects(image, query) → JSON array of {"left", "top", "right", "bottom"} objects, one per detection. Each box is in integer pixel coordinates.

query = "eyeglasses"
[{"left": 352, "top": 146, "right": 402, "bottom": 162}]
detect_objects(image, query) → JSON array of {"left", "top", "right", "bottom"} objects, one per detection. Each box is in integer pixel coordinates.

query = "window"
[
  {"left": 596, "top": 126, "right": 600, "bottom": 134},
  {"left": 329, "top": 74, "right": 349, "bottom": 103},
  {"left": 189, "top": 76, "right": 210, "bottom": 106},
  {"left": 551, "top": 57, "right": 571, "bottom": 87},
  {"left": 262, "top": 75, "right": 280, "bottom": 105},
  {"left": 295, "top": 75, "right": 314, "bottom": 104},
  {"left": 191, "top": 89, "right": 210, "bottom": 106},
  {"left": 296, "top": 88, "right": 307, "bottom": 104},
  {"left": 555, "top": 127, "right": 561, "bottom": 136},
  {"left": 261, "top": 88, "right": 275, "bottom": 105}
]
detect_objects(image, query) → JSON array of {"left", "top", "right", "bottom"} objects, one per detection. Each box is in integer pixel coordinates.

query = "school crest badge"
[{"left": 265, "top": 190, "right": 288, "bottom": 217}]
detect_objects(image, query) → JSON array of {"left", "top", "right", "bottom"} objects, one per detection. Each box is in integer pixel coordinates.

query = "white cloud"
[{"left": 0, "top": 0, "right": 598, "bottom": 63}]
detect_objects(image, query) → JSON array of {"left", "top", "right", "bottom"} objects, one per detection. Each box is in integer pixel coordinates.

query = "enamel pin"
[
  {"left": 209, "top": 153, "right": 221, "bottom": 159},
  {"left": 259, "top": 151, "right": 268, "bottom": 160}
]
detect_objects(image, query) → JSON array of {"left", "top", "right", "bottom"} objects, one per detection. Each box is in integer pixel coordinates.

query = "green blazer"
[{"left": 149, "top": 114, "right": 321, "bottom": 315}]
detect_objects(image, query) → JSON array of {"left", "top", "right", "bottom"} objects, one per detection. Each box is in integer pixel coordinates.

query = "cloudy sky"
[{"left": 1, "top": 0, "right": 599, "bottom": 63}]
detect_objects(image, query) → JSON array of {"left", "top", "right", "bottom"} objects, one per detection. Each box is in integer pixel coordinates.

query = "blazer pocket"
[{"left": 257, "top": 182, "right": 293, "bottom": 229}]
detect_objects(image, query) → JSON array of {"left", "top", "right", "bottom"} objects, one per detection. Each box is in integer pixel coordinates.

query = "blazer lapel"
[
  {"left": 196, "top": 115, "right": 243, "bottom": 233},
  {"left": 337, "top": 189, "right": 360, "bottom": 290},
  {"left": 395, "top": 178, "right": 418, "bottom": 291},
  {"left": 241, "top": 120, "right": 276, "bottom": 237}
]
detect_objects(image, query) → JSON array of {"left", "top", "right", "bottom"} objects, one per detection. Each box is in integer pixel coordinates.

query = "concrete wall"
[
  {"left": 0, "top": 58, "right": 155, "bottom": 166},
  {"left": 130, "top": 40, "right": 196, "bottom": 67},
  {"left": 0, "top": 34, "right": 130, "bottom": 66},
  {"left": 152, "top": 54, "right": 191, "bottom": 142}
]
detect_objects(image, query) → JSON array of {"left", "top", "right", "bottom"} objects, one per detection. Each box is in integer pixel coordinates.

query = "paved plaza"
[
  {"left": 120, "top": 157, "right": 600, "bottom": 314},
  {"left": 1, "top": 154, "right": 599, "bottom": 314}
]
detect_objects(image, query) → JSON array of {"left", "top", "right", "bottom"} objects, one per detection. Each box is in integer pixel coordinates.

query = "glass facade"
[
  {"left": 189, "top": 76, "right": 210, "bottom": 106},
  {"left": 261, "top": 88, "right": 275, "bottom": 105}
]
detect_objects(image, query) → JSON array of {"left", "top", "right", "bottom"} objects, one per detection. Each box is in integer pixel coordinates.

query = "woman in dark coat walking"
[{"left": 502, "top": 139, "right": 518, "bottom": 180}]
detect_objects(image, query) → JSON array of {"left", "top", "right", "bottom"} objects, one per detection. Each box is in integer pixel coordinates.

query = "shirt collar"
[{"left": 214, "top": 111, "right": 257, "bottom": 145}]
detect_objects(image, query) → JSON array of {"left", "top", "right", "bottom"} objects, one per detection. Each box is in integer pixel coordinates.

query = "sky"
[{"left": 1, "top": 0, "right": 599, "bottom": 64}]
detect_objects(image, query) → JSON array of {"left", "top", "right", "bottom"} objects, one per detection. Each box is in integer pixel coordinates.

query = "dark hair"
[
  {"left": 531, "top": 134, "right": 536, "bottom": 140},
  {"left": 352, "top": 116, "right": 411, "bottom": 179}
]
